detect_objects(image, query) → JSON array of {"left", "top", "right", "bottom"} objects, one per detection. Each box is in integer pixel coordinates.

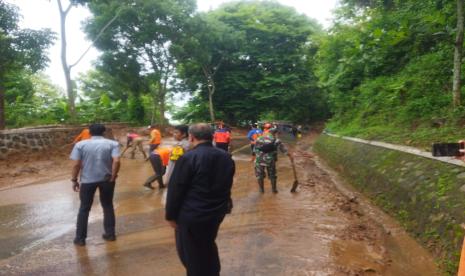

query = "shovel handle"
[{"left": 289, "top": 156, "right": 299, "bottom": 193}]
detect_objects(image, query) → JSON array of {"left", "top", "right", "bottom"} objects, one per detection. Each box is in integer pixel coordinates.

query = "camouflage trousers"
[{"left": 255, "top": 161, "right": 277, "bottom": 180}]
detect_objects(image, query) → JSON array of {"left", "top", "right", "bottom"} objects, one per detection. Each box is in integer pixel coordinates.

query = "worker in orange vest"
[
  {"left": 73, "top": 128, "right": 91, "bottom": 144},
  {"left": 213, "top": 121, "right": 231, "bottom": 152},
  {"left": 148, "top": 125, "right": 162, "bottom": 155},
  {"left": 143, "top": 147, "right": 171, "bottom": 189},
  {"left": 247, "top": 123, "right": 263, "bottom": 161}
]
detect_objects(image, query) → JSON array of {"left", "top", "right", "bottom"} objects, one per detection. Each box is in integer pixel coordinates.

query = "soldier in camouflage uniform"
[{"left": 254, "top": 127, "right": 292, "bottom": 193}]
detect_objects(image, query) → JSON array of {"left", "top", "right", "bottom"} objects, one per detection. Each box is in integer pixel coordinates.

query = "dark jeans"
[
  {"left": 75, "top": 181, "right": 115, "bottom": 241},
  {"left": 144, "top": 153, "right": 166, "bottom": 187},
  {"left": 175, "top": 216, "right": 225, "bottom": 276},
  {"left": 215, "top": 143, "right": 229, "bottom": 152},
  {"left": 149, "top": 143, "right": 159, "bottom": 155}
]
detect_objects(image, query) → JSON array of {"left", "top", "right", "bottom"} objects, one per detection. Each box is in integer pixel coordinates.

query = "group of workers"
[
  {"left": 70, "top": 121, "right": 303, "bottom": 275},
  {"left": 70, "top": 123, "right": 235, "bottom": 276},
  {"left": 73, "top": 121, "right": 298, "bottom": 195}
]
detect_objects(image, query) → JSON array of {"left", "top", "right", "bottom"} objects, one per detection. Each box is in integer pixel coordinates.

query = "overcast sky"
[{"left": 6, "top": 0, "right": 339, "bottom": 90}]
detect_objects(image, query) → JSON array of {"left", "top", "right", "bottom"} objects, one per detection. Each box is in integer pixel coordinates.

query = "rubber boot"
[
  {"left": 258, "top": 179, "right": 265, "bottom": 193},
  {"left": 271, "top": 179, "right": 278, "bottom": 194}
]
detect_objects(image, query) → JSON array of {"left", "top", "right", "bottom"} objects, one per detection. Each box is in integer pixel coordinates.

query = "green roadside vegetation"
[
  {"left": 2, "top": 0, "right": 465, "bottom": 152},
  {"left": 320, "top": 1, "right": 465, "bottom": 149}
]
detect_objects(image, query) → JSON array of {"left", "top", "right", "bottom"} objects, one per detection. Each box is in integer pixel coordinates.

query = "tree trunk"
[
  {"left": 453, "top": 0, "right": 464, "bottom": 107},
  {"left": 159, "top": 76, "right": 168, "bottom": 125},
  {"left": 57, "top": 0, "right": 76, "bottom": 121},
  {"left": 0, "top": 82, "right": 5, "bottom": 130},
  {"left": 208, "top": 82, "right": 215, "bottom": 123},
  {"left": 203, "top": 66, "right": 216, "bottom": 122}
]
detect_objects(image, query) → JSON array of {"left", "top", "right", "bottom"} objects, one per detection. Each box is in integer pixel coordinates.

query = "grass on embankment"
[{"left": 326, "top": 119, "right": 465, "bottom": 151}]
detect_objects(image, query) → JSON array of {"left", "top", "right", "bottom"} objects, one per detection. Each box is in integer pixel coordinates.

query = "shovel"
[{"left": 289, "top": 156, "right": 299, "bottom": 193}]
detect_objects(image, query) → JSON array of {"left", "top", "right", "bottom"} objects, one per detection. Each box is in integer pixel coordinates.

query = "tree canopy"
[
  {"left": 174, "top": 1, "right": 326, "bottom": 124},
  {"left": 0, "top": 1, "right": 55, "bottom": 129}
]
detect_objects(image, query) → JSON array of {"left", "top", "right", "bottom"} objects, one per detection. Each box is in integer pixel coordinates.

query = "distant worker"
[
  {"left": 291, "top": 125, "right": 298, "bottom": 138},
  {"left": 213, "top": 121, "right": 231, "bottom": 152},
  {"left": 254, "top": 127, "right": 292, "bottom": 193},
  {"left": 148, "top": 125, "right": 162, "bottom": 155},
  {"left": 262, "top": 122, "right": 272, "bottom": 134},
  {"left": 70, "top": 123, "right": 120, "bottom": 246},
  {"left": 73, "top": 128, "right": 91, "bottom": 144},
  {"left": 121, "top": 132, "right": 147, "bottom": 159},
  {"left": 247, "top": 123, "right": 263, "bottom": 160},
  {"left": 164, "top": 125, "right": 191, "bottom": 185},
  {"left": 143, "top": 147, "right": 171, "bottom": 190}
]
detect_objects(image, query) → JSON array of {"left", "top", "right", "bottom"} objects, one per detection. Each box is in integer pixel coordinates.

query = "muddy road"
[{"left": 0, "top": 133, "right": 440, "bottom": 275}]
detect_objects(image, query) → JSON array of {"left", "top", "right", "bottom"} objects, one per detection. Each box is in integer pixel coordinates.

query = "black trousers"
[
  {"left": 175, "top": 216, "right": 225, "bottom": 276},
  {"left": 145, "top": 153, "right": 166, "bottom": 187},
  {"left": 75, "top": 181, "right": 115, "bottom": 241},
  {"left": 149, "top": 143, "right": 159, "bottom": 155}
]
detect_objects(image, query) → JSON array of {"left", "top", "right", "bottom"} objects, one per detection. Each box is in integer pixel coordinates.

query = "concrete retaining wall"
[
  {"left": 314, "top": 134, "right": 465, "bottom": 273},
  {"left": 0, "top": 124, "right": 121, "bottom": 160}
]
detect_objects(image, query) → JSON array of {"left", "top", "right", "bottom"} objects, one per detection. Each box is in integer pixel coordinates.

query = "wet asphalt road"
[{"left": 0, "top": 136, "right": 440, "bottom": 275}]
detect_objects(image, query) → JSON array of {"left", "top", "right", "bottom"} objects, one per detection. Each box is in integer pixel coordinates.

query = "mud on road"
[{"left": 0, "top": 131, "right": 440, "bottom": 275}]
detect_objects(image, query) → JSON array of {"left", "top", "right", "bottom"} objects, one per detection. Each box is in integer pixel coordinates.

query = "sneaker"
[
  {"left": 102, "top": 233, "right": 116, "bottom": 241},
  {"left": 73, "top": 238, "right": 86, "bottom": 246}
]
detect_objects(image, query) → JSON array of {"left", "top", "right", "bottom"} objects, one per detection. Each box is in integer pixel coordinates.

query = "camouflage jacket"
[{"left": 254, "top": 133, "right": 287, "bottom": 166}]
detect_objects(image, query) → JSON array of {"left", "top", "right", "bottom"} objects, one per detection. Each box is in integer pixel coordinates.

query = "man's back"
[
  {"left": 166, "top": 142, "right": 235, "bottom": 222},
  {"left": 71, "top": 137, "right": 119, "bottom": 184},
  {"left": 150, "top": 129, "right": 161, "bottom": 144}
]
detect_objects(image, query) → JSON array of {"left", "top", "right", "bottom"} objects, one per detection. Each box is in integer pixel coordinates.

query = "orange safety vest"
[
  {"left": 154, "top": 147, "right": 171, "bottom": 166},
  {"left": 73, "top": 129, "right": 91, "bottom": 143},
  {"left": 149, "top": 129, "right": 161, "bottom": 145},
  {"left": 214, "top": 130, "right": 231, "bottom": 143},
  {"left": 251, "top": 132, "right": 262, "bottom": 145}
]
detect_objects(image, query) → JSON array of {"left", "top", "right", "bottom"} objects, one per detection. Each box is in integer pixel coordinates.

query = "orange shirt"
[
  {"left": 154, "top": 147, "right": 171, "bottom": 166},
  {"left": 73, "top": 129, "right": 91, "bottom": 143},
  {"left": 214, "top": 130, "right": 231, "bottom": 144},
  {"left": 149, "top": 129, "right": 161, "bottom": 145}
]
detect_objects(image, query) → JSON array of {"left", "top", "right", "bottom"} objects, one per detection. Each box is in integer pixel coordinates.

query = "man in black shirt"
[{"left": 166, "top": 123, "right": 235, "bottom": 276}]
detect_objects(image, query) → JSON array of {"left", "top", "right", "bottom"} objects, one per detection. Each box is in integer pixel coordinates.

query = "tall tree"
[
  {"left": 453, "top": 0, "right": 464, "bottom": 107},
  {"left": 0, "top": 1, "right": 54, "bottom": 129},
  {"left": 56, "top": 0, "right": 119, "bottom": 122},
  {"left": 56, "top": 0, "right": 76, "bottom": 121},
  {"left": 175, "top": 1, "right": 323, "bottom": 124},
  {"left": 85, "top": 0, "right": 195, "bottom": 125},
  {"left": 173, "top": 14, "right": 243, "bottom": 122}
]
